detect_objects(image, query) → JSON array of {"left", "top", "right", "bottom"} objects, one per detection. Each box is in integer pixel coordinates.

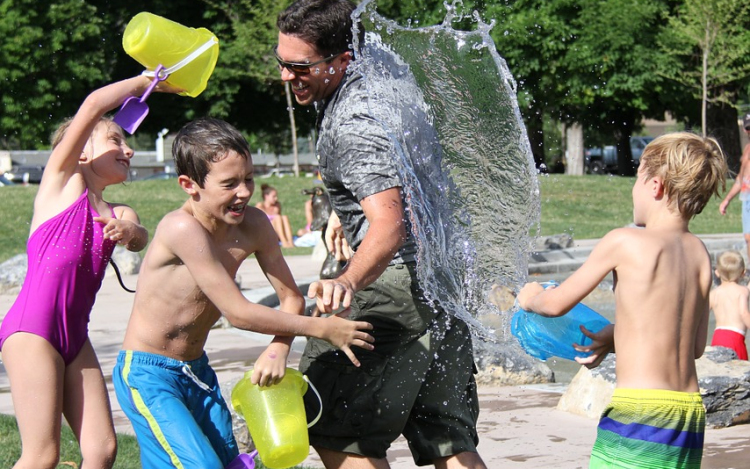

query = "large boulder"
[
  {"left": 557, "top": 347, "right": 750, "bottom": 428},
  {"left": 0, "top": 254, "right": 26, "bottom": 295}
]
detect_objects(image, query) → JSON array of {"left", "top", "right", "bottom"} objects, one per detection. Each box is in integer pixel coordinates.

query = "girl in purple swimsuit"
[{"left": 0, "top": 76, "right": 177, "bottom": 468}]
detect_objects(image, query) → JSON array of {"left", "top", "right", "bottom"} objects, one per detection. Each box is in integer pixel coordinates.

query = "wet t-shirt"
[{"left": 316, "top": 70, "right": 417, "bottom": 265}]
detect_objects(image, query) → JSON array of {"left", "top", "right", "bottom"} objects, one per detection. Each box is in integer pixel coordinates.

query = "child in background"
[
  {"left": 709, "top": 250, "right": 750, "bottom": 360},
  {"left": 0, "top": 76, "right": 174, "bottom": 468},
  {"left": 518, "top": 132, "right": 727, "bottom": 469},
  {"left": 113, "top": 117, "right": 373, "bottom": 469},
  {"left": 255, "top": 183, "right": 295, "bottom": 248}
]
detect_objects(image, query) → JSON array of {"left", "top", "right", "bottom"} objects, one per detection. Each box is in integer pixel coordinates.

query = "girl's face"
[
  {"left": 265, "top": 190, "right": 278, "bottom": 204},
  {"left": 85, "top": 121, "right": 134, "bottom": 184}
]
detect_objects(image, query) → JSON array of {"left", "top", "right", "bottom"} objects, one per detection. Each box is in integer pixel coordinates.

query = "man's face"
[{"left": 276, "top": 32, "right": 351, "bottom": 106}]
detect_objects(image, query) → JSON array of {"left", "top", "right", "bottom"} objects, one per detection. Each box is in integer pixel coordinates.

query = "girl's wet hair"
[
  {"left": 50, "top": 117, "right": 117, "bottom": 149},
  {"left": 639, "top": 132, "right": 728, "bottom": 219},
  {"left": 172, "top": 117, "right": 251, "bottom": 187}
]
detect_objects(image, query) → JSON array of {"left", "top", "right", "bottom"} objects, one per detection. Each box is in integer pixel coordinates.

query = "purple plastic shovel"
[
  {"left": 114, "top": 65, "right": 167, "bottom": 134},
  {"left": 225, "top": 450, "right": 259, "bottom": 469}
]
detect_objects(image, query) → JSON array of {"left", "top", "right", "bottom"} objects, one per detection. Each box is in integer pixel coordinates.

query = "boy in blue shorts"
[
  {"left": 519, "top": 132, "right": 727, "bottom": 469},
  {"left": 113, "top": 117, "right": 373, "bottom": 469}
]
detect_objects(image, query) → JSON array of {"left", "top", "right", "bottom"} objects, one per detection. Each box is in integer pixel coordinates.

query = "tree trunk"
[
  {"left": 707, "top": 101, "right": 741, "bottom": 174},
  {"left": 615, "top": 115, "right": 636, "bottom": 176},
  {"left": 565, "top": 123, "right": 584, "bottom": 175},
  {"left": 525, "top": 108, "right": 546, "bottom": 171}
]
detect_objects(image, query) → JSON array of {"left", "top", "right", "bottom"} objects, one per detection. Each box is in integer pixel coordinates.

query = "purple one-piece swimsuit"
[{"left": 0, "top": 189, "right": 117, "bottom": 364}]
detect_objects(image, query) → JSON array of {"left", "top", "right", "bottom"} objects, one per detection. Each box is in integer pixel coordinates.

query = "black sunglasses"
[{"left": 274, "top": 46, "right": 344, "bottom": 75}]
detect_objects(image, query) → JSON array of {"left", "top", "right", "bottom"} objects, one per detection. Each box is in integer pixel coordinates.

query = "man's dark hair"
[
  {"left": 172, "top": 117, "right": 250, "bottom": 187},
  {"left": 277, "top": 0, "right": 356, "bottom": 57}
]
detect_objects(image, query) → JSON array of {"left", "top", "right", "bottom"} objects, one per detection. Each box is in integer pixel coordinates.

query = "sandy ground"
[{"left": 0, "top": 254, "right": 748, "bottom": 468}]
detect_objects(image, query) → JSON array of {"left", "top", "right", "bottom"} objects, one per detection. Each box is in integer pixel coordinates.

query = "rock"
[
  {"left": 557, "top": 347, "right": 750, "bottom": 428},
  {"left": 0, "top": 254, "right": 27, "bottom": 295},
  {"left": 106, "top": 246, "right": 142, "bottom": 276},
  {"left": 474, "top": 338, "right": 555, "bottom": 386},
  {"left": 556, "top": 355, "right": 616, "bottom": 419},
  {"left": 220, "top": 377, "right": 254, "bottom": 454},
  {"left": 699, "top": 347, "right": 750, "bottom": 428},
  {"left": 534, "top": 234, "right": 574, "bottom": 251}
]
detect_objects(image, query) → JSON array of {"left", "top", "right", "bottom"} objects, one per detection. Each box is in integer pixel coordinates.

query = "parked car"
[
  {"left": 585, "top": 136, "right": 654, "bottom": 174},
  {"left": 5, "top": 162, "right": 45, "bottom": 184},
  {"left": 0, "top": 174, "right": 16, "bottom": 186},
  {"left": 136, "top": 171, "right": 179, "bottom": 181}
]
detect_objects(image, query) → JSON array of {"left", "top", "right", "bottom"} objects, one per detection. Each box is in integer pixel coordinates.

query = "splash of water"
[{"left": 352, "top": 0, "right": 539, "bottom": 341}]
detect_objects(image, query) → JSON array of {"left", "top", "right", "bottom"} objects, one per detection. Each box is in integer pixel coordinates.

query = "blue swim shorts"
[{"left": 113, "top": 350, "right": 239, "bottom": 469}]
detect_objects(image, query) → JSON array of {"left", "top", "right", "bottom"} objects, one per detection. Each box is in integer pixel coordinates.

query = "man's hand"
[{"left": 308, "top": 278, "right": 356, "bottom": 315}]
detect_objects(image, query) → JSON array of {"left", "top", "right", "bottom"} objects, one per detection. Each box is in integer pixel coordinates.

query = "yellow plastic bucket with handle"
[
  {"left": 232, "top": 368, "right": 322, "bottom": 469},
  {"left": 122, "top": 12, "right": 219, "bottom": 97}
]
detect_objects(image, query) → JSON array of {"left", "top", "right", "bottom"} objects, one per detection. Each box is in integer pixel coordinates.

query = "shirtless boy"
[
  {"left": 519, "top": 132, "right": 727, "bottom": 469},
  {"left": 709, "top": 250, "right": 750, "bottom": 360},
  {"left": 112, "top": 117, "right": 373, "bottom": 469}
]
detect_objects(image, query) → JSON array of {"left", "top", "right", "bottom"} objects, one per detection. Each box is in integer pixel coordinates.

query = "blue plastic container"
[{"left": 511, "top": 284, "right": 611, "bottom": 361}]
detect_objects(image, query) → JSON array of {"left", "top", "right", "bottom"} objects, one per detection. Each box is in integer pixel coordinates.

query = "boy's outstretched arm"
[
  {"left": 163, "top": 212, "right": 374, "bottom": 366},
  {"left": 518, "top": 229, "right": 624, "bottom": 316},
  {"left": 250, "top": 217, "right": 307, "bottom": 386}
]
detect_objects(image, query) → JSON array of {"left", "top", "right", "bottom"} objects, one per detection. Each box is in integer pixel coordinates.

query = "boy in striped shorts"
[{"left": 519, "top": 132, "right": 728, "bottom": 468}]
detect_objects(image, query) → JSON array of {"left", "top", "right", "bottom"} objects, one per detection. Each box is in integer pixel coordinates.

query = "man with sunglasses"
[{"left": 277, "top": 1, "right": 487, "bottom": 468}]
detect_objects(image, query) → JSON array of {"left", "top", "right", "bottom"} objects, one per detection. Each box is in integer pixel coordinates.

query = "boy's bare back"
[
  {"left": 602, "top": 227, "right": 711, "bottom": 392},
  {"left": 710, "top": 281, "right": 750, "bottom": 333},
  {"left": 122, "top": 201, "right": 286, "bottom": 361}
]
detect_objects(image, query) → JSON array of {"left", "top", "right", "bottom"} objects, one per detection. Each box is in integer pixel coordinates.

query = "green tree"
[
  {"left": 657, "top": 0, "right": 750, "bottom": 168},
  {"left": 0, "top": 0, "right": 109, "bottom": 149}
]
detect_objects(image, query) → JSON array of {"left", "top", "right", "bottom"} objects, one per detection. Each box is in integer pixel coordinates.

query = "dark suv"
[
  {"left": 6, "top": 162, "right": 44, "bottom": 184},
  {"left": 585, "top": 136, "right": 654, "bottom": 174}
]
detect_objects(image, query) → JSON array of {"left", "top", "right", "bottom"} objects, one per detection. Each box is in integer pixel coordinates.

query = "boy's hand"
[
  {"left": 322, "top": 312, "right": 374, "bottom": 367},
  {"left": 517, "top": 282, "right": 546, "bottom": 310},
  {"left": 574, "top": 323, "right": 615, "bottom": 368},
  {"left": 251, "top": 344, "right": 290, "bottom": 387}
]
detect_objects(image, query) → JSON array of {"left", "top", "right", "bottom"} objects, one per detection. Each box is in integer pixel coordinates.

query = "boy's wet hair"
[
  {"left": 716, "top": 250, "right": 745, "bottom": 282},
  {"left": 639, "top": 132, "right": 728, "bottom": 219},
  {"left": 277, "top": 0, "right": 358, "bottom": 57},
  {"left": 172, "top": 117, "right": 251, "bottom": 187}
]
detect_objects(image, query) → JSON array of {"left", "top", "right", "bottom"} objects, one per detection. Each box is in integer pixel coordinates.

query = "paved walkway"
[{"left": 0, "top": 235, "right": 748, "bottom": 468}]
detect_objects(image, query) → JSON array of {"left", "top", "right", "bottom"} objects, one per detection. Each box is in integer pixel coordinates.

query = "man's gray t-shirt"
[{"left": 316, "top": 70, "right": 417, "bottom": 265}]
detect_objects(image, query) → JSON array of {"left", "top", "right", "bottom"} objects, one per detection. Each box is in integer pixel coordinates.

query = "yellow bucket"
[
  {"left": 122, "top": 12, "right": 219, "bottom": 97},
  {"left": 232, "top": 368, "right": 322, "bottom": 469}
]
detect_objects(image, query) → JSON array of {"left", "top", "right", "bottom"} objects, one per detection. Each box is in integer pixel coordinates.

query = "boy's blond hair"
[
  {"left": 716, "top": 250, "right": 745, "bottom": 282},
  {"left": 640, "top": 132, "right": 728, "bottom": 219}
]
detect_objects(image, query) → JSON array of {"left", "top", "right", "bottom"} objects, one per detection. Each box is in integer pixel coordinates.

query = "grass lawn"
[
  {"left": 0, "top": 173, "right": 742, "bottom": 263},
  {"left": 0, "top": 413, "right": 315, "bottom": 468}
]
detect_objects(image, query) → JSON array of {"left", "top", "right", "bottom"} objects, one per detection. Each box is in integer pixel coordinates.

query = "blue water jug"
[{"left": 511, "top": 282, "right": 611, "bottom": 361}]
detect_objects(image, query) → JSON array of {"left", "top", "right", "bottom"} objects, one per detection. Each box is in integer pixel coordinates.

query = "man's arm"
[{"left": 308, "top": 187, "right": 406, "bottom": 313}]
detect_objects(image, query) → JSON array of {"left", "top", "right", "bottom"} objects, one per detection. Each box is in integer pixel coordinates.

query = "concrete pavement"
[{"left": 0, "top": 235, "right": 748, "bottom": 468}]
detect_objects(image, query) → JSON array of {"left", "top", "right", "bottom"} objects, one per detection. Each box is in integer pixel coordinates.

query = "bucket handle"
[
  {"left": 142, "top": 36, "right": 218, "bottom": 78},
  {"left": 303, "top": 375, "right": 323, "bottom": 428}
]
